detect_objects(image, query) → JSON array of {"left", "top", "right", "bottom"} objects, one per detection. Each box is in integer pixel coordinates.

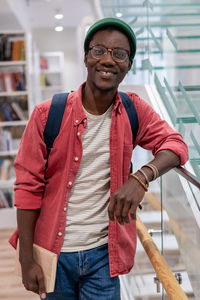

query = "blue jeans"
[{"left": 45, "top": 243, "right": 120, "bottom": 300}]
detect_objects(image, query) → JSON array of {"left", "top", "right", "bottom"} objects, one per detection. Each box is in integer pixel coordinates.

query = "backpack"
[{"left": 43, "top": 92, "right": 139, "bottom": 172}]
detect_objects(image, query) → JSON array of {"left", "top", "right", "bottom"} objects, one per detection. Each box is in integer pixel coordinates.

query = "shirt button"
[
  {"left": 77, "top": 132, "right": 80, "bottom": 136},
  {"left": 68, "top": 181, "right": 72, "bottom": 186},
  {"left": 74, "top": 157, "right": 79, "bottom": 161},
  {"left": 58, "top": 232, "right": 62, "bottom": 236},
  {"left": 75, "top": 120, "right": 79, "bottom": 123},
  {"left": 64, "top": 207, "right": 67, "bottom": 211}
]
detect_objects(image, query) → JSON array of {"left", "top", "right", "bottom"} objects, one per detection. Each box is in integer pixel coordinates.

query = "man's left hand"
[{"left": 108, "top": 176, "right": 145, "bottom": 225}]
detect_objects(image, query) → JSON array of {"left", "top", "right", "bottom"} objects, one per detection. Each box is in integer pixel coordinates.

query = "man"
[{"left": 9, "top": 18, "right": 188, "bottom": 299}]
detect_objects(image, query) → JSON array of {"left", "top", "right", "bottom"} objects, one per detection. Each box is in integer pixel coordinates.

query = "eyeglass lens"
[{"left": 90, "top": 46, "right": 128, "bottom": 62}]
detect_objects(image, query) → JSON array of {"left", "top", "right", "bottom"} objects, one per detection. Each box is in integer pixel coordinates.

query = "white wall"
[
  {"left": 0, "top": 0, "right": 22, "bottom": 30},
  {"left": 32, "top": 27, "right": 83, "bottom": 92}
]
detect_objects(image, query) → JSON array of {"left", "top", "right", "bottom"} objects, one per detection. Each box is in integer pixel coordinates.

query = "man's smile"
[{"left": 97, "top": 69, "right": 117, "bottom": 79}]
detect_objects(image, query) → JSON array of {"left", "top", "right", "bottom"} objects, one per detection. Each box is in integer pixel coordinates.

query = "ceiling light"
[
  {"left": 55, "top": 26, "right": 63, "bottom": 32},
  {"left": 55, "top": 13, "right": 64, "bottom": 20},
  {"left": 116, "top": 12, "right": 123, "bottom": 18}
]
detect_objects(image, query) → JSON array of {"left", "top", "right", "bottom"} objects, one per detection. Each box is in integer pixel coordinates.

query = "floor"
[{"left": 0, "top": 228, "right": 38, "bottom": 300}]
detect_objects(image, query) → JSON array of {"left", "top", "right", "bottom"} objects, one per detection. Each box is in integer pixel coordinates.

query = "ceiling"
[
  {"left": 24, "top": 0, "right": 95, "bottom": 28},
  {"left": 0, "top": 0, "right": 102, "bottom": 30}
]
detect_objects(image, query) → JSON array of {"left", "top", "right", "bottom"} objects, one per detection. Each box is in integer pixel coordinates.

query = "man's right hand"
[{"left": 21, "top": 259, "right": 46, "bottom": 299}]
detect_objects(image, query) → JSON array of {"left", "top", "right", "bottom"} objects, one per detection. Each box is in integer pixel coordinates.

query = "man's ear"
[
  {"left": 128, "top": 58, "right": 133, "bottom": 71},
  {"left": 84, "top": 53, "right": 88, "bottom": 67}
]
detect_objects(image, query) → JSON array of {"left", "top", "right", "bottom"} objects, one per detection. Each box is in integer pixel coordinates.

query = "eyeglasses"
[{"left": 89, "top": 45, "right": 130, "bottom": 63}]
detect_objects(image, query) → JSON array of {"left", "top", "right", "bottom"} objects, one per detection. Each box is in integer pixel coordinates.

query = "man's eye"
[
  {"left": 113, "top": 49, "right": 126, "bottom": 59},
  {"left": 93, "top": 47, "right": 105, "bottom": 55}
]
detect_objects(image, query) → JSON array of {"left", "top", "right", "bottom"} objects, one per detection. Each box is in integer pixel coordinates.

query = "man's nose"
[{"left": 100, "top": 50, "right": 115, "bottom": 64}]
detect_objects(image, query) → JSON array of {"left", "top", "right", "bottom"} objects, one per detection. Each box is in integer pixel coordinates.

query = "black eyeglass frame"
[{"left": 89, "top": 45, "right": 130, "bottom": 63}]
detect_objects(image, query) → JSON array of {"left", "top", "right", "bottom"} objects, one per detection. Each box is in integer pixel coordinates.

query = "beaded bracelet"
[{"left": 130, "top": 173, "right": 148, "bottom": 191}]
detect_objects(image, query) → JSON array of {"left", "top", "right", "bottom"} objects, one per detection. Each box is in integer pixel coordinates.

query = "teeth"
[{"left": 101, "top": 71, "right": 111, "bottom": 75}]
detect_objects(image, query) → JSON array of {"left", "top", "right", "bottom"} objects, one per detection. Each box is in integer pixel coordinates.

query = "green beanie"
[{"left": 84, "top": 18, "right": 137, "bottom": 60}]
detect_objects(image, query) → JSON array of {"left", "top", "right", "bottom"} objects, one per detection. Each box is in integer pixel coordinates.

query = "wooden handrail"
[
  {"left": 136, "top": 214, "right": 188, "bottom": 300},
  {"left": 175, "top": 166, "right": 200, "bottom": 190}
]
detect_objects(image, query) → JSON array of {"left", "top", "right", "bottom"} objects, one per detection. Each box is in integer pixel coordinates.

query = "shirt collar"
[
  {"left": 71, "top": 82, "right": 122, "bottom": 125},
  {"left": 114, "top": 90, "right": 123, "bottom": 114},
  {"left": 71, "top": 82, "right": 87, "bottom": 126}
]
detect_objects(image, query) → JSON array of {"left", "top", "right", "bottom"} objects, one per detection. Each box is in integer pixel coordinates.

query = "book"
[
  {"left": 4, "top": 39, "right": 13, "bottom": 61},
  {"left": 0, "top": 36, "right": 4, "bottom": 60},
  {"left": 0, "top": 73, "right": 6, "bottom": 91},
  {"left": 0, "top": 103, "right": 13, "bottom": 121},
  {"left": 40, "top": 73, "right": 46, "bottom": 87},
  {"left": 15, "top": 242, "right": 57, "bottom": 293},
  {"left": 0, "top": 190, "right": 8, "bottom": 208},
  {"left": 4, "top": 102, "right": 20, "bottom": 120},
  {"left": 40, "top": 57, "right": 48, "bottom": 70},
  {"left": 11, "top": 40, "right": 25, "bottom": 61},
  {"left": 20, "top": 41, "right": 25, "bottom": 60},
  {"left": 0, "top": 129, "right": 12, "bottom": 151},
  {"left": 11, "top": 102, "right": 26, "bottom": 120},
  {"left": 0, "top": 159, "right": 11, "bottom": 179},
  {"left": 14, "top": 72, "right": 25, "bottom": 91},
  {"left": 3, "top": 72, "right": 13, "bottom": 92}
]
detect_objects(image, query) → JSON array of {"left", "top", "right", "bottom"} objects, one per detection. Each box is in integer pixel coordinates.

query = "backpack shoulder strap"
[
  {"left": 43, "top": 92, "right": 69, "bottom": 160},
  {"left": 119, "top": 91, "right": 139, "bottom": 145}
]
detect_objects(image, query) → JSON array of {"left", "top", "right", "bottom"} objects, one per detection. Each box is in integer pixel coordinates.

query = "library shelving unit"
[
  {"left": 0, "top": 30, "right": 31, "bottom": 226},
  {"left": 40, "top": 51, "right": 65, "bottom": 100}
]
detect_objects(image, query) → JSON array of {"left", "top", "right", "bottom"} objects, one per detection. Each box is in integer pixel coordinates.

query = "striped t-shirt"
[{"left": 61, "top": 104, "right": 113, "bottom": 252}]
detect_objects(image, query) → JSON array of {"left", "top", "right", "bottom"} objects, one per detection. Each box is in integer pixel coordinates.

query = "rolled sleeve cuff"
[
  {"left": 14, "top": 190, "right": 43, "bottom": 209},
  {"left": 154, "top": 141, "right": 189, "bottom": 166}
]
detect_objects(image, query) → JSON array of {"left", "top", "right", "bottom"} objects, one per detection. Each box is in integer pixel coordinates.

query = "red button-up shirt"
[{"left": 9, "top": 83, "right": 188, "bottom": 276}]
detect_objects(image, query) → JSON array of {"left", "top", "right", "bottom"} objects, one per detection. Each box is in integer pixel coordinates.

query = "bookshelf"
[
  {"left": 0, "top": 31, "right": 31, "bottom": 221},
  {"left": 40, "top": 51, "right": 65, "bottom": 100}
]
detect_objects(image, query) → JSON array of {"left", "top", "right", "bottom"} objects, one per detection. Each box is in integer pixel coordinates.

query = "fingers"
[
  {"left": 38, "top": 273, "right": 46, "bottom": 299},
  {"left": 108, "top": 178, "right": 145, "bottom": 225},
  {"left": 23, "top": 280, "right": 39, "bottom": 294},
  {"left": 130, "top": 204, "right": 137, "bottom": 220},
  {"left": 108, "top": 193, "right": 131, "bottom": 225},
  {"left": 22, "top": 263, "right": 46, "bottom": 297},
  {"left": 114, "top": 196, "right": 125, "bottom": 225},
  {"left": 108, "top": 198, "right": 116, "bottom": 222},
  {"left": 121, "top": 202, "right": 131, "bottom": 224}
]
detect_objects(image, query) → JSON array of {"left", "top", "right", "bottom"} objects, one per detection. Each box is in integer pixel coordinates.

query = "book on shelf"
[
  {"left": 14, "top": 72, "right": 25, "bottom": 91},
  {"left": 0, "top": 102, "right": 20, "bottom": 121},
  {"left": 0, "top": 190, "right": 9, "bottom": 208},
  {"left": 0, "top": 129, "right": 12, "bottom": 151},
  {"left": 11, "top": 102, "right": 26, "bottom": 120},
  {"left": 0, "top": 35, "right": 25, "bottom": 61},
  {"left": 40, "top": 73, "right": 46, "bottom": 87},
  {"left": 12, "top": 40, "right": 25, "bottom": 61},
  {"left": 0, "top": 103, "right": 13, "bottom": 121},
  {"left": 0, "top": 72, "right": 25, "bottom": 92},
  {"left": 0, "top": 189, "right": 13, "bottom": 208},
  {"left": 3, "top": 72, "right": 13, "bottom": 92},
  {"left": 0, "top": 159, "right": 12, "bottom": 180},
  {"left": 0, "top": 73, "right": 6, "bottom": 91},
  {"left": 40, "top": 57, "right": 48, "bottom": 70},
  {"left": 4, "top": 102, "right": 20, "bottom": 120}
]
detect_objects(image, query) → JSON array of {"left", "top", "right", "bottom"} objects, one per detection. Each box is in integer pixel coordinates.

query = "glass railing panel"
[
  {"left": 120, "top": 147, "right": 164, "bottom": 299},
  {"left": 161, "top": 169, "right": 200, "bottom": 300},
  {"left": 100, "top": 2, "right": 200, "bottom": 299},
  {"left": 175, "top": 91, "right": 200, "bottom": 118},
  {"left": 123, "top": 190, "right": 164, "bottom": 298}
]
